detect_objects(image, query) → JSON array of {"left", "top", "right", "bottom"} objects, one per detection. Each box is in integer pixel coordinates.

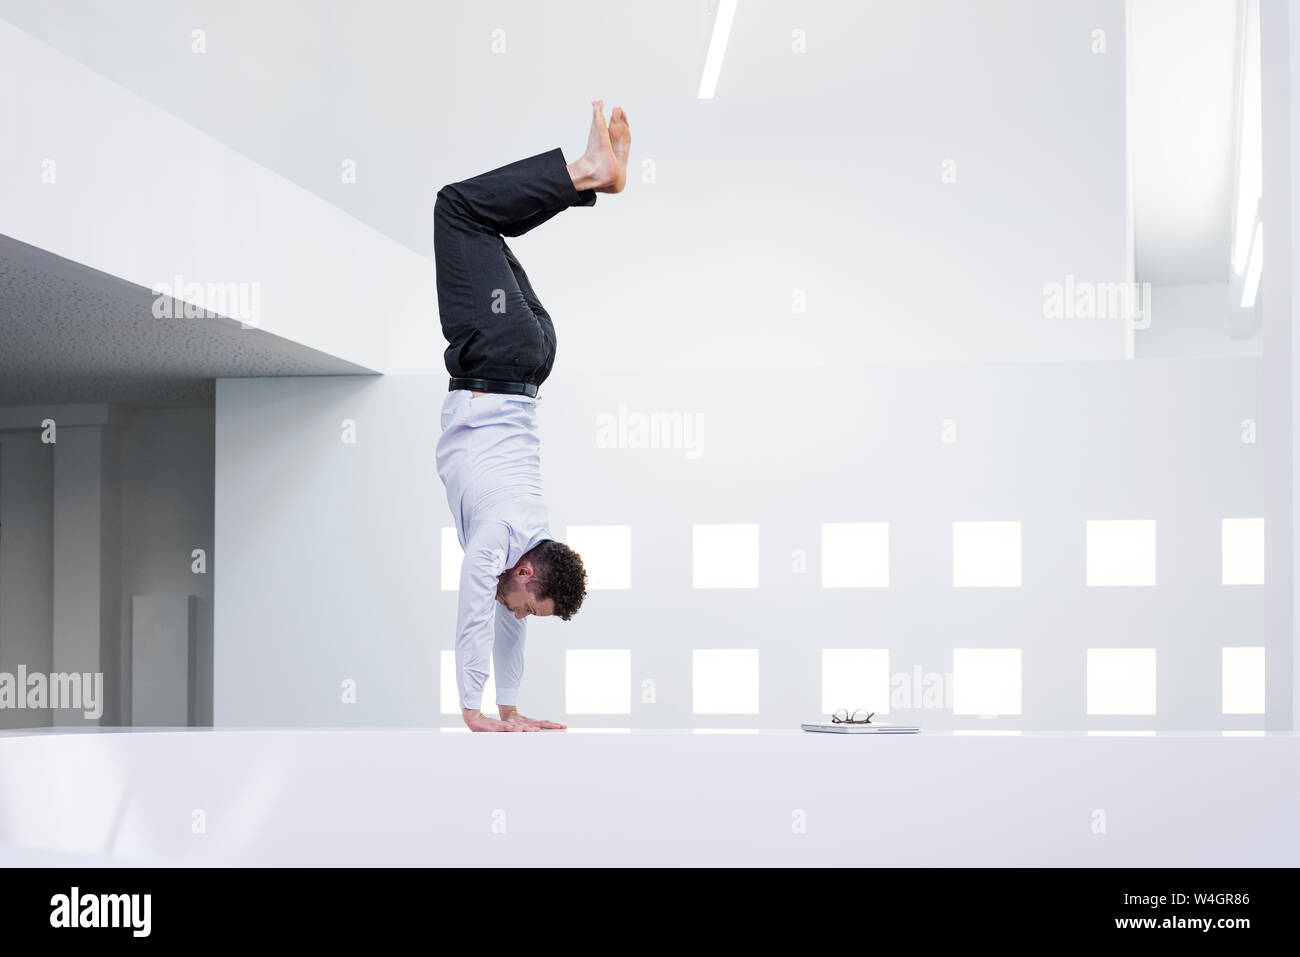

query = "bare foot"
[
  {"left": 608, "top": 106, "right": 630, "bottom": 179},
  {"left": 567, "top": 100, "right": 629, "bottom": 194}
]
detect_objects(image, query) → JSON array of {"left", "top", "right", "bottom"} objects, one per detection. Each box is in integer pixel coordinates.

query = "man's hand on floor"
[
  {"left": 498, "top": 705, "right": 567, "bottom": 730},
  {"left": 462, "top": 708, "right": 540, "bottom": 732}
]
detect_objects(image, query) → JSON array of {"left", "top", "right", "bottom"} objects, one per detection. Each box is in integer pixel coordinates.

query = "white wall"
[
  {"left": 1135, "top": 284, "right": 1263, "bottom": 358},
  {"left": 0, "top": 18, "right": 435, "bottom": 374},
  {"left": 213, "top": 376, "right": 443, "bottom": 726},
  {"left": 214, "top": 359, "right": 1285, "bottom": 730},
  {"left": 210, "top": 2, "right": 1292, "bottom": 732},
  {"left": 1291, "top": 0, "right": 1300, "bottom": 730}
]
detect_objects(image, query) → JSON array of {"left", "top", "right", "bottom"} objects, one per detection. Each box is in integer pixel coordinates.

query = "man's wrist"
[{"left": 498, "top": 704, "right": 519, "bottom": 718}]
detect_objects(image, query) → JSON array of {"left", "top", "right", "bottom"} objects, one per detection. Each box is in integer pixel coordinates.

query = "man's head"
[{"left": 495, "top": 540, "right": 588, "bottom": 621}]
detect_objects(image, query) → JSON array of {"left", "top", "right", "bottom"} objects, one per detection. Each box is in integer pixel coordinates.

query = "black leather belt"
[{"left": 448, "top": 377, "right": 538, "bottom": 398}]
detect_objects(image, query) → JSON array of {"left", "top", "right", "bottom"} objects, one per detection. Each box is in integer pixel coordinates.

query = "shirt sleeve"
[
  {"left": 455, "top": 522, "right": 511, "bottom": 712},
  {"left": 493, "top": 601, "right": 526, "bottom": 707}
]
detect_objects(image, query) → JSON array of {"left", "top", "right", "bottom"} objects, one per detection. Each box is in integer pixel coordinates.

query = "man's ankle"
[{"left": 567, "top": 156, "right": 599, "bottom": 192}]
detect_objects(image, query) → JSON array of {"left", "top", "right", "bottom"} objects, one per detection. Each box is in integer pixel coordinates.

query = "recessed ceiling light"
[{"left": 697, "top": 0, "right": 738, "bottom": 99}]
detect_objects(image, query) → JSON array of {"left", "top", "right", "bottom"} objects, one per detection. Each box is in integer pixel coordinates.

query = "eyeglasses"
[{"left": 831, "top": 708, "right": 875, "bottom": 724}]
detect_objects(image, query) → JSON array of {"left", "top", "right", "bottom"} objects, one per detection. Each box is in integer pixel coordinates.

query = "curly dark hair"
[{"left": 525, "top": 540, "right": 588, "bottom": 621}]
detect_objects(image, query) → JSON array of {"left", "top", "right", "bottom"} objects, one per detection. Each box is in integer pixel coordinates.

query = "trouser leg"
[
  {"left": 439, "top": 147, "right": 596, "bottom": 237},
  {"left": 434, "top": 148, "right": 594, "bottom": 386}
]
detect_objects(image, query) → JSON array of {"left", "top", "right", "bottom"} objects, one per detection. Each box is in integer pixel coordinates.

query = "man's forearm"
[{"left": 455, "top": 530, "right": 511, "bottom": 724}]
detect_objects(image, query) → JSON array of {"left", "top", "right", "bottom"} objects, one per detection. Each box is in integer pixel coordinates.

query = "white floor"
[{"left": 0, "top": 728, "right": 1294, "bottom": 866}]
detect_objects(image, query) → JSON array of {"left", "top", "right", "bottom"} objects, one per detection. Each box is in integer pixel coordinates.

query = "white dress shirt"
[{"left": 436, "top": 389, "right": 553, "bottom": 712}]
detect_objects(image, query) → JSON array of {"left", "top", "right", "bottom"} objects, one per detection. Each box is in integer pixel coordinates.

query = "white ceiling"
[
  {"left": 0, "top": 0, "right": 1140, "bottom": 261},
  {"left": 1130, "top": 0, "right": 1240, "bottom": 285},
  {"left": 0, "top": 235, "right": 370, "bottom": 407},
  {"left": 0, "top": 0, "right": 1248, "bottom": 369},
  {"left": 0, "top": 0, "right": 715, "bottom": 259}
]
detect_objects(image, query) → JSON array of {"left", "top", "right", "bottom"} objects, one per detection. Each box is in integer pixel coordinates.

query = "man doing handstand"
[{"left": 434, "top": 101, "right": 631, "bottom": 732}]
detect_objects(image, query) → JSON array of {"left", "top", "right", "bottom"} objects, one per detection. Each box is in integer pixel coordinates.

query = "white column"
[
  {"left": 0, "top": 432, "right": 54, "bottom": 728},
  {"left": 51, "top": 425, "right": 122, "bottom": 725}
]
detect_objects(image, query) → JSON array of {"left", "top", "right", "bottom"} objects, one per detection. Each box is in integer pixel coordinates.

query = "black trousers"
[{"left": 434, "top": 147, "right": 597, "bottom": 389}]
